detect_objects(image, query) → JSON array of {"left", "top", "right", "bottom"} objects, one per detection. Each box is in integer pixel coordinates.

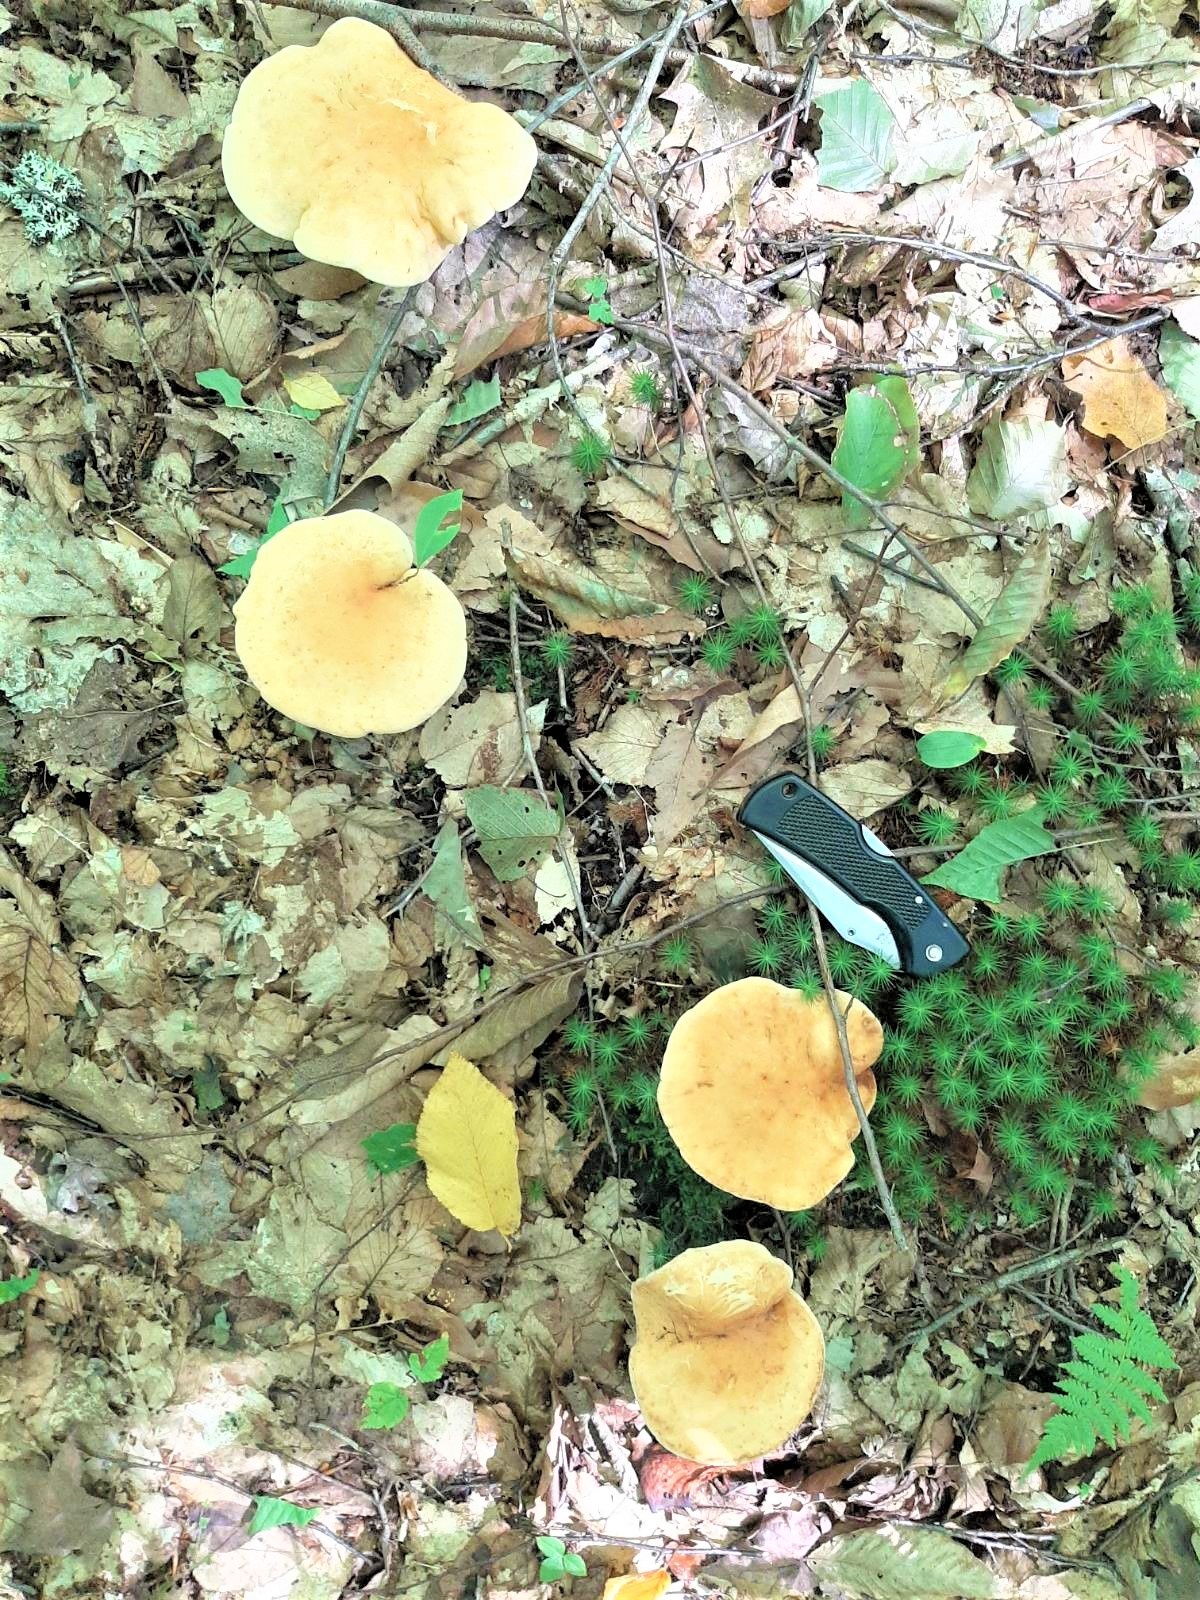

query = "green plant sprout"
[
  {"left": 571, "top": 430, "right": 611, "bottom": 475},
  {"left": 536, "top": 1536, "right": 587, "bottom": 1582},
  {"left": 575, "top": 273, "right": 613, "bottom": 325},
  {"left": 679, "top": 574, "right": 715, "bottom": 614},
  {"left": 630, "top": 367, "right": 663, "bottom": 408}
]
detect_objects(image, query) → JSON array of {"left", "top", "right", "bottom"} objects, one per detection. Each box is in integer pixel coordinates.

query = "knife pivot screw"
[
  {"left": 926, "top": 944, "right": 943, "bottom": 963},
  {"left": 781, "top": 781, "right": 797, "bottom": 797}
]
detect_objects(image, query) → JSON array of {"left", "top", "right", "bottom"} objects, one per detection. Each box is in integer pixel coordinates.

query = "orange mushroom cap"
[
  {"left": 657, "top": 976, "right": 882, "bottom": 1210},
  {"left": 629, "top": 1239, "right": 824, "bottom": 1465},
  {"left": 232, "top": 508, "right": 466, "bottom": 738},
  {"left": 221, "top": 18, "right": 537, "bottom": 288}
]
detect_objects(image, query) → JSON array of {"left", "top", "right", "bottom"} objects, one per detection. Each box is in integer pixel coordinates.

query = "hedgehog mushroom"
[
  {"left": 657, "top": 976, "right": 882, "bottom": 1210},
  {"left": 629, "top": 1239, "right": 824, "bottom": 1465},
  {"left": 221, "top": 17, "right": 537, "bottom": 287},
  {"left": 232, "top": 509, "right": 466, "bottom": 737}
]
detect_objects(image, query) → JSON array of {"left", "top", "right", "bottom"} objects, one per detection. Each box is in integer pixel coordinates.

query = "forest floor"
[{"left": 2, "top": 0, "right": 1200, "bottom": 1597}]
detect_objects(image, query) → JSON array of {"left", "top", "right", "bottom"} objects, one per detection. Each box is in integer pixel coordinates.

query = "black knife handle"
[{"left": 737, "top": 772, "right": 970, "bottom": 976}]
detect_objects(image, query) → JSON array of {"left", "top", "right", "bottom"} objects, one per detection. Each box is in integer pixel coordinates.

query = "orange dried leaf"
[{"left": 1061, "top": 337, "right": 1168, "bottom": 450}]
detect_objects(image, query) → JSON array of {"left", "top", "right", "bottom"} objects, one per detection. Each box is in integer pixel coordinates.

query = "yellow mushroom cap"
[
  {"left": 629, "top": 1239, "right": 824, "bottom": 1465},
  {"left": 232, "top": 508, "right": 466, "bottom": 738},
  {"left": 657, "top": 976, "right": 882, "bottom": 1210},
  {"left": 221, "top": 18, "right": 537, "bottom": 288}
]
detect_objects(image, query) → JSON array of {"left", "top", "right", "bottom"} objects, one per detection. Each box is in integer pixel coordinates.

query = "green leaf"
[
  {"left": 966, "top": 418, "right": 1069, "bottom": 519},
  {"left": 361, "top": 1381, "right": 411, "bottom": 1430},
  {"left": 362, "top": 1122, "right": 419, "bottom": 1175},
  {"left": 412, "top": 489, "right": 463, "bottom": 568},
  {"left": 782, "top": 0, "right": 834, "bottom": 46},
  {"left": 247, "top": 1495, "right": 320, "bottom": 1536},
  {"left": 916, "top": 730, "right": 988, "bottom": 769},
  {"left": 1160, "top": 320, "right": 1200, "bottom": 420},
  {"left": 447, "top": 375, "right": 502, "bottom": 426},
  {"left": 814, "top": 79, "right": 897, "bottom": 193},
  {"left": 924, "top": 808, "right": 1056, "bottom": 903},
  {"left": 218, "top": 495, "right": 292, "bottom": 577},
  {"left": 832, "top": 378, "right": 919, "bottom": 525},
  {"left": 196, "top": 367, "right": 249, "bottom": 409},
  {"left": 536, "top": 1537, "right": 567, "bottom": 1559},
  {"left": 563, "top": 1553, "right": 588, "bottom": 1578},
  {"left": 464, "top": 786, "right": 561, "bottom": 882},
  {"left": 942, "top": 532, "right": 1050, "bottom": 699},
  {"left": 0, "top": 1269, "right": 39, "bottom": 1305},
  {"left": 408, "top": 1333, "right": 450, "bottom": 1383},
  {"left": 810, "top": 1523, "right": 1002, "bottom": 1599},
  {"left": 423, "top": 819, "right": 488, "bottom": 950}
]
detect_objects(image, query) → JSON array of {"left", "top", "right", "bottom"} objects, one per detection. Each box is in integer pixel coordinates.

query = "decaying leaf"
[
  {"left": 0, "top": 921, "right": 80, "bottom": 1053},
  {"left": 942, "top": 532, "right": 1050, "bottom": 701},
  {"left": 1134, "top": 1049, "right": 1200, "bottom": 1111},
  {"left": 416, "top": 1051, "right": 521, "bottom": 1236},
  {"left": 1062, "top": 337, "right": 1169, "bottom": 450}
]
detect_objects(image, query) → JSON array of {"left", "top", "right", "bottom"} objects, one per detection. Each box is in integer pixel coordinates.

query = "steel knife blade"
[{"left": 738, "top": 771, "right": 970, "bottom": 976}]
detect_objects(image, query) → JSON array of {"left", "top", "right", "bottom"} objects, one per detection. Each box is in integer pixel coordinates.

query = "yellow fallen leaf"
[
  {"left": 416, "top": 1052, "right": 521, "bottom": 1235},
  {"left": 283, "top": 371, "right": 345, "bottom": 412},
  {"left": 602, "top": 1574, "right": 672, "bottom": 1600},
  {"left": 1061, "top": 337, "right": 1168, "bottom": 450}
]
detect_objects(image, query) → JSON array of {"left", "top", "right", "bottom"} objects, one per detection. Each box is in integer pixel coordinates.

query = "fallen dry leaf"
[
  {"left": 1134, "top": 1049, "right": 1200, "bottom": 1111},
  {"left": 0, "top": 921, "right": 80, "bottom": 1054},
  {"left": 416, "top": 1052, "right": 521, "bottom": 1236},
  {"left": 1062, "top": 337, "right": 1168, "bottom": 450}
]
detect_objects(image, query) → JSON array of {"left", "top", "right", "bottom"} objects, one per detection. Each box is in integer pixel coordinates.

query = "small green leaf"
[
  {"left": 832, "top": 380, "right": 918, "bottom": 525},
  {"left": 537, "top": 1537, "right": 567, "bottom": 1558},
  {"left": 247, "top": 1495, "right": 320, "bottom": 1536},
  {"left": 0, "top": 1269, "right": 39, "bottom": 1305},
  {"left": 814, "top": 78, "right": 897, "bottom": 192},
  {"left": 412, "top": 489, "right": 464, "bottom": 568},
  {"left": 924, "top": 808, "right": 1056, "bottom": 903},
  {"left": 1160, "top": 320, "right": 1200, "bottom": 420},
  {"left": 447, "top": 375, "right": 502, "bottom": 426},
  {"left": 916, "top": 730, "right": 988, "bottom": 769},
  {"left": 577, "top": 275, "right": 607, "bottom": 299},
  {"left": 943, "top": 532, "right": 1050, "bottom": 699},
  {"left": 464, "top": 786, "right": 561, "bottom": 882},
  {"left": 408, "top": 1333, "right": 450, "bottom": 1383},
  {"left": 288, "top": 402, "right": 322, "bottom": 421},
  {"left": 219, "top": 495, "right": 292, "bottom": 577},
  {"left": 361, "top": 1382, "right": 411, "bottom": 1430},
  {"left": 423, "top": 820, "right": 488, "bottom": 950},
  {"left": 362, "top": 1122, "right": 419, "bottom": 1175},
  {"left": 782, "top": 0, "right": 834, "bottom": 46},
  {"left": 196, "top": 367, "right": 249, "bottom": 408},
  {"left": 563, "top": 1553, "right": 588, "bottom": 1578}
]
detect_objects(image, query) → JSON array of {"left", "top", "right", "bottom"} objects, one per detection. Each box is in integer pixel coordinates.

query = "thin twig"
[
  {"left": 901, "top": 1238, "right": 1124, "bottom": 1346},
  {"left": 508, "top": 589, "right": 593, "bottom": 946},
  {"left": 325, "top": 299, "right": 407, "bottom": 509}
]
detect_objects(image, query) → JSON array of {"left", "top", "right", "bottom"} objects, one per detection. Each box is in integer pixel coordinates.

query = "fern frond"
[{"left": 1026, "top": 1268, "right": 1175, "bottom": 1475}]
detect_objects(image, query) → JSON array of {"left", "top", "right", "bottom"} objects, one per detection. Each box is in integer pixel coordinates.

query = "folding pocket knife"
[{"left": 738, "top": 772, "right": 970, "bottom": 977}]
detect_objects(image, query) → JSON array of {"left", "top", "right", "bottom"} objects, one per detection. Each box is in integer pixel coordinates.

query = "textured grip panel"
[{"left": 768, "top": 791, "right": 927, "bottom": 932}]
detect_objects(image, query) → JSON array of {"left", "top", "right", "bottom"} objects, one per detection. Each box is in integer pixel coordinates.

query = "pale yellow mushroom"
[
  {"left": 221, "top": 18, "right": 537, "bottom": 288},
  {"left": 629, "top": 1240, "right": 824, "bottom": 1465},
  {"left": 657, "top": 977, "right": 882, "bottom": 1210},
  {"left": 232, "top": 509, "right": 466, "bottom": 737}
]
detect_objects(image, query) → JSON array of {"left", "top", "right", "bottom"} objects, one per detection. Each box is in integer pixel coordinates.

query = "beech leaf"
[
  {"left": 924, "top": 808, "right": 1056, "bottom": 904},
  {"left": 942, "top": 533, "right": 1050, "bottom": 700},
  {"left": 416, "top": 1051, "right": 521, "bottom": 1236}
]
